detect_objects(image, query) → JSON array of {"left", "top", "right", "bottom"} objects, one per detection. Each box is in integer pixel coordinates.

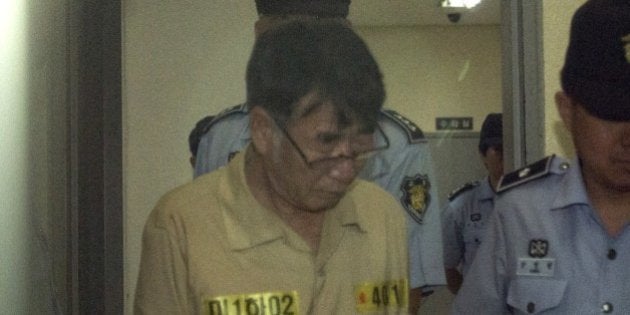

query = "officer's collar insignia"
[
  {"left": 528, "top": 239, "right": 548, "bottom": 258},
  {"left": 470, "top": 213, "right": 481, "bottom": 222},
  {"left": 622, "top": 34, "right": 630, "bottom": 63},
  {"left": 518, "top": 168, "right": 531, "bottom": 178},
  {"left": 400, "top": 174, "right": 431, "bottom": 224},
  {"left": 497, "top": 155, "right": 555, "bottom": 193}
]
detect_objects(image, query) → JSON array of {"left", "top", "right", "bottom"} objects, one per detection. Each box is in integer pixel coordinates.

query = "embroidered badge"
[
  {"left": 203, "top": 291, "right": 299, "bottom": 315},
  {"left": 622, "top": 34, "right": 630, "bottom": 63},
  {"left": 400, "top": 174, "right": 431, "bottom": 224},
  {"left": 528, "top": 239, "right": 549, "bottom": 258},
  {"left": 470, "top": 213, "right": 481, "bottom": 222},
  {"left": 354, "top": 279, "right": 408, "bottom": 313}
]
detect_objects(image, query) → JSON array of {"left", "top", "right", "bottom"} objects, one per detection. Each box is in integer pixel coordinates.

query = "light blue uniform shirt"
[
  {"left": 194, "top": 104, "right": 446, "bottom": 290},
  {"left": 441, "top": 177, "right": 495, "bottom": 277},
  {"left": 453, "top": 156, "right": 630, "bottom": 314}
]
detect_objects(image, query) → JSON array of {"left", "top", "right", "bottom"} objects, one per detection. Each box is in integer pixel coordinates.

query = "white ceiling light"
[{"left": 440, "top": 0, "right": 483, "bottom": 9}]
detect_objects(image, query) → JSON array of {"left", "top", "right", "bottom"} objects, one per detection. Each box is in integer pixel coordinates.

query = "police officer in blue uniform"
[
  {"left": 453, "top": 0, "right": 630, "bottom": 313},
  {"left": 441, "top": 113, "right": 503, "bottom": 294},
  {"left": 192, "top": 1, "right": 445, "bottom": 312}
]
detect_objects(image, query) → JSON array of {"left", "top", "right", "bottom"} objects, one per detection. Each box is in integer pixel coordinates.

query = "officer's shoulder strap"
[
  {"left": 496, "top": 155, "right": 555, "bottom": 194},
  {"left": 380, "top": 109, "right": 425, "bottom": 144},
  {"left": 203, "top": 103, "right": 248, "bottom": 134},
  {"left": 448, "top": 181, "right": 480, "bottom": 201}
]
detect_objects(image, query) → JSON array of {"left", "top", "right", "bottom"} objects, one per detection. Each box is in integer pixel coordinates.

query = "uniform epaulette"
[
  {"left": 448, "top": 181, "right": 479, "bottom": 201},
  {"left": 496, "top": 155, "right": 555, "bottom": 193},
  {"left": 203, "top": 103, "right": 247, "bottom": 134},
  {"left": 381, "top": 109, "right": 425, "bottom": 144}
]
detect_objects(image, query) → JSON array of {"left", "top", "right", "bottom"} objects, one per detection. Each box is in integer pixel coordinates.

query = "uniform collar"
[
  {"left": 221, "top": 147, "right": 365, "bottom": 252},
  {"left": 477, "top": 176, "right": 496, "bottom": 201},
  {"left": 550, "top": 157, "right": 591, "bottom": 210},
  {"left": 239, "top": 105, "right": 252, "bottom": 143}
]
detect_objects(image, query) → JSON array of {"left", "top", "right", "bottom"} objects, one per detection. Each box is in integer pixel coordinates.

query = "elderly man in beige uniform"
[{"left": 134, "top": 21, "right": 409, "bottom": 314}]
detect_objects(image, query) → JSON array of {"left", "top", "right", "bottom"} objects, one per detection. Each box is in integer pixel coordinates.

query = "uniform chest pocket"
[
  {"left": 463, "top": 230, "right": 484, "bottom": 246},
  {"left": 507, "top": 278, "right": 566, "bottom": 314}
]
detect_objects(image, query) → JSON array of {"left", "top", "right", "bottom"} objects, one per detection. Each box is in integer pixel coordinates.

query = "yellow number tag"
[
  {"left": 354, "top": 279, "right": 408, "bottom": 313},
  {"left": 203, "top": 291, "right": 299, "bottom": 315}
]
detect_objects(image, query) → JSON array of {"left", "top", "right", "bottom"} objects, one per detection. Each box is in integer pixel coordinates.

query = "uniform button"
[
  {"left": 602, "top": 302, "right": 613, "bottom": 313},
  {"left": 527, "top": 302, "right": 535, "bottom": 313},
  {"left": 559, "top": 162, "right": 570, "bottom": 170},
  {"left": 607, "top": 249, "right": 617, "bottom": 260}
]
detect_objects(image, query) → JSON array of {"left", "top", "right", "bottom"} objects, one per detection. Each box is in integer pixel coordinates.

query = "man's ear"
[
  {"left": 555, "top": 91, "right": 575, "bottom": 132},
  {"left": 249, "top": 106, "right": 275, "bottom": 156}
]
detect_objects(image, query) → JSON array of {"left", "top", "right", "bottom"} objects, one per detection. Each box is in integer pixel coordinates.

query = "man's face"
[
  {"left": 263, "top": 93, "right": 373, "bottom": 212},
  {"left": 563, "top": 97, "right": 630, "bottom": 193},
  {"left": 481, "top": 145, "right": 504, "bottom": 185}
]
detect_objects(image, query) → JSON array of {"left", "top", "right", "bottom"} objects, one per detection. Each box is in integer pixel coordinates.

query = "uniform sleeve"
[
  {"left": 194, "top": 112, "right": 250, "bottom": 178},
  {"left": 134, "top": 209, "right": 190, "bottom": 314},
  {"left": 451, "top": 206, "right": 508, "bottom": 314},
  {"left": 441, "top": 202, "right": 464, "bottom": 269},
  {"left": 388, "top": 143, "right": 445, "bottom": 289},
  {"left": 194, "top": 131, "right": 214, "bottom": 177}
]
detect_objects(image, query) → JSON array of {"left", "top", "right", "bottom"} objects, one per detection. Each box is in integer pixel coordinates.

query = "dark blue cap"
[
  {"left": 479, "top": 113, "right": 502, "bottom": 153},
  {"left": 255, "top": 0, "right": 351, "bottom": 18},
  {"left": 560, "top": 0, "right": 630, "bottom": 121}
]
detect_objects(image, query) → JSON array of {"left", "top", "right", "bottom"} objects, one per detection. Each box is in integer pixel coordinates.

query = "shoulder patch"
[
  {"left": 400, "top": 174, "right": 431, "bottom": 224},
  {"left": 497, "top": 155, "right": 555, "bottom": 193},
  {"left": 381, "top": 109, "right": 425, "bottom": 144},
  {"left": 203, "top": 103, "right": 247, "bottom": 134},
  {"left": 448, "top": 181, "right": 479, "bottom": 201}
]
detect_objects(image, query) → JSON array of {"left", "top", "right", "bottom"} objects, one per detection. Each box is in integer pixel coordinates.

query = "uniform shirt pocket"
[
  {"left": 507, "top": 278, "right": 567, "bottom": 314},
  {"left": 463, "top": 229, "right": 484, "bottom": 245}
]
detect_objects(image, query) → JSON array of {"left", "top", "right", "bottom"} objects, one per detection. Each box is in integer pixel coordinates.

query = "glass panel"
[{"left": 349, "top": 0, "right": 502, "bottom": 209}]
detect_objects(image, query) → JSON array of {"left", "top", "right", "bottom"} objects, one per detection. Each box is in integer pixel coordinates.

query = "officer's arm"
[
  {"left": 441, "top": 203, "right": 465, "bottom": 295},
  {"left": 445, "top": 268, "right": 463, "bottom": 295},
  {"left": 451, "top": 209, "right": 508, "bottom": 314}
]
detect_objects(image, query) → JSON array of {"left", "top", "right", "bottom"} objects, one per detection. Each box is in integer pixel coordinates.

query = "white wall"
[
  {"left": 357, "top": 25, "right": 502, "bottom": 131},
  {"left": 0, "top": 1, "right": 68, "bottom": 313},
  {"left": 542, "top": 0, "right": 587, "bottom": 157},
  {"left": 123, "top": 2, "right": 502, "bottom": 313},
  {"left": 123, "top": 1, "right": 258, "bottom": 312}
]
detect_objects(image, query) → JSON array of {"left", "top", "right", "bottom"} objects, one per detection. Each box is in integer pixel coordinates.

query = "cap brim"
[
  {"left": 480, "top": 137, "right": 502, "bottom": 148},
  {"left": 564, "top": 71, "right": 630, "bottom": 121}
]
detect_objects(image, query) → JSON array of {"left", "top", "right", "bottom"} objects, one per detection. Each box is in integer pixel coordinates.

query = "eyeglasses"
[{"left": 275, "top": 120, "right": 390, "bottom": 170}]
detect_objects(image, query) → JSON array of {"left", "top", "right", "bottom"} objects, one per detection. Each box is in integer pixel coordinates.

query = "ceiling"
[{"left": 347, "top": 0, "right": 501, "bottom": 27}]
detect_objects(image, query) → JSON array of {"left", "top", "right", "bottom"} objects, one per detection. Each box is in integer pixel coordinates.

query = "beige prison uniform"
[{"left": 135, "top": 151, "right": 409, "bottom": 315}]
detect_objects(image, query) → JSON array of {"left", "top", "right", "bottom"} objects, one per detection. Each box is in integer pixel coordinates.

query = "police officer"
[
  {"left": 136, "top": 21, "right": 409, "bottom": 314},
  {"left": 441, "top": 113, "right": 503, "bottom": 294},
  {"left": 453, "top": 0, "right": 630, "bottom": 313},
  {"left": 193, "top": 2, "right": 445, "bottom": 311}
]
